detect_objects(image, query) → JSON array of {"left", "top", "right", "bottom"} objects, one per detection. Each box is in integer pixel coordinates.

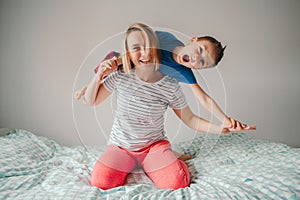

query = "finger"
[
  {"left": 107, "top": 57, "right": 117, "bottom": 68},
  {"left": 224, "top": 124, "right": 232, "bottom": 128},
  {"left": 224, "top": 118, "right": 233, "bottom": 128},
  {"left": 236, "top": 121, "right": 242, "bottom": 129},
  {"left": 101, "top": 61, "right": 112, "bottom": 69},
  {"left": 245, "top": 125, "right": 256, "bottom": 130},
  {"left": 231, "top": 118, "right": 237, "bottom": 129},
  {"left": 110, "top": 57, "right": 118, "bottom": 70},
  {"left": 104, "top": 62, "right": 112, "bottom": 69},
  {"left": 74, "top": 90, "right": 83, "bottom": 100},
  {"left": 74, "top": 92, "right": 80, "bottom": 100}
]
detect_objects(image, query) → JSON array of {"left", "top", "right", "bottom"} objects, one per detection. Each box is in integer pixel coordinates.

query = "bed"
[{"left": 0, "top": 129, "right": 299, "bottom": 199}]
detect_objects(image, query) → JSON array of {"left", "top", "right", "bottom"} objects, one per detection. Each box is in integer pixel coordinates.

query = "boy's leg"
[
  {"left": 141, "top": 140, "right": 190, "bottom": 190},
  {"left": 90, "top": 145, "right": 136, "bottom": 190}
]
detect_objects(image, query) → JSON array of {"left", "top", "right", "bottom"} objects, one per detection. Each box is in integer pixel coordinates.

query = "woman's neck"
[{"left": 135, "top": 65, "right": 163, "bottom": 83}]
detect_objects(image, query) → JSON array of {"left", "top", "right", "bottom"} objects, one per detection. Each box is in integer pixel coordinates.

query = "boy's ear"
[{"left": 190, "top": 36, "right": 198, "bottom": 42}]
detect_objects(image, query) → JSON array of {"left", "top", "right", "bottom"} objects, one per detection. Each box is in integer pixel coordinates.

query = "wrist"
[{"left": 223, "top": 116, "right": 231, "bottom": 124}]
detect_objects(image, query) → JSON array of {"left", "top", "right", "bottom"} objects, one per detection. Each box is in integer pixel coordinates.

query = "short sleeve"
[
  {"left": 103, "top": 71, "right": 120, "bottom": 92},
  {"left": 169, "top": 82, "right": 188, "bottom": 109}
]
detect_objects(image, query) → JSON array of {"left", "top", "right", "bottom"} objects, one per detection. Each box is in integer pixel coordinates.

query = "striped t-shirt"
[{"left": 103, "top": 70, "right": 187, "bottom": 151}]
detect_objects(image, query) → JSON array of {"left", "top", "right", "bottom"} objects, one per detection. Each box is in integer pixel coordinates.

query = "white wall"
[{"left": 1, "top": 0, "right": 299, "bottom": 147}]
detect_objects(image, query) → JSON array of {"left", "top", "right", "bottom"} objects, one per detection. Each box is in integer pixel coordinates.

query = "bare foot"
[
  {"left": 178, "top": 154, "right": 193, "bottom": 161},
  {"left": 173, "top": 151, "right": 193, "bottom": 161}
]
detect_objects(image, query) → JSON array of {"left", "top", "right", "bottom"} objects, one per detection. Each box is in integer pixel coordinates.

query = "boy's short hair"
[{"left": 197, "top": 36, "right": 226, "bottom": 66}]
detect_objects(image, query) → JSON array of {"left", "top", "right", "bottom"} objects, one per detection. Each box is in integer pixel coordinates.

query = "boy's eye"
[
  {"left": 199, "top": 47, "right": 203, "bottom": 54},
  {"left": 200, "top": 59, "right": 205, "bottom": 66}
]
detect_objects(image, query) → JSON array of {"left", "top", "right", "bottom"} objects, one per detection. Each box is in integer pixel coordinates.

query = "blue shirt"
[{"left": 156, "top": 31, "right": 197, "bottom": 84}]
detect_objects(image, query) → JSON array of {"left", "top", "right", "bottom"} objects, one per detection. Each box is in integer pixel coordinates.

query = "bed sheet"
[{"left": 0, "top": 129, "right": 299, "bottom": 199}]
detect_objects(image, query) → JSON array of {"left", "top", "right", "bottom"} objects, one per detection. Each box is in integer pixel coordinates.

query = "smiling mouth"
[
  {"left": 139, "top": 59, "right": 150, "bottom": 64},
  {"left": 182, "top": 55, "right": 190, "bottom": 63}
]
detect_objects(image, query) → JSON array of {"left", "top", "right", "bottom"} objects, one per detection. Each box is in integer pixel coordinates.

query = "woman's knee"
[
  {"left": 147, "top": 159, "right": 190, "bottom": 190},
  {"left": 90, "top": 161, "right": 128, "bottom": 190}
]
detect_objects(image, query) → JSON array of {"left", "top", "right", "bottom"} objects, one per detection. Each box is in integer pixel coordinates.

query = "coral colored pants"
[{"left": 90, "top": 140, "right": 190, "bottom": 190}]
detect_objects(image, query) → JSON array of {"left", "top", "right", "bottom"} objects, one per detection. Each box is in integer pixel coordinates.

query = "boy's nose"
[{"left": 192, "top": 55, "right": 200, "bottom": 64}]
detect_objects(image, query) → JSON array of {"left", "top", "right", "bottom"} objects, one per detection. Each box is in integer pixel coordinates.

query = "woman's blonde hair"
[{"left": 122, "top": 23, "right": 161, "bottom": 73}]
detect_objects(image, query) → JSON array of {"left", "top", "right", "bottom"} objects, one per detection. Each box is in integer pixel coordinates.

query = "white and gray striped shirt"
[{"left": 103, "top": 70, "right": 187, "bottom": 151}]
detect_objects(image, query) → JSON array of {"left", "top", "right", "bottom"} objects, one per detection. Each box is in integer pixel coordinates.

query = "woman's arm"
[
  {"left": 173, "top": 106, "right": 229, "bottom": 134},
  {"left": 83, "top": 69, "right": 112, "bottom": 106},
  {"left": 74, "top": 55, "right": 121, "bottom": 101}
]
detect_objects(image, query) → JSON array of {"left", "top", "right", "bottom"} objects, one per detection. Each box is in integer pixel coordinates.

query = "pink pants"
[{"left": 90, "top": 140, "right": 190, "bottom": 190}]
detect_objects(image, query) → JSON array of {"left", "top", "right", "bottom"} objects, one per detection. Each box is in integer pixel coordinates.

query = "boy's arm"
[
  {"left": 188, "top": 84, "right": 256, "bottom": 131},
  {"left": 173, "top": 106, "right": 229, "bottom": 134},
  {"left": 189, "top": 84, "right": 244, "bottom": 127}
]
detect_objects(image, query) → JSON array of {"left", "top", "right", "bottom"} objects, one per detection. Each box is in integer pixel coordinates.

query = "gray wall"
[{"left": 1, "top": 0, "right": 299, "bottom": 147}]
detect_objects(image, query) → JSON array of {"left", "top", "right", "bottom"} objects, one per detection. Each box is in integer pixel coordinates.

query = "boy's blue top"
[{"left": 156, "top": 31, "right": 197, "bottom": 84}]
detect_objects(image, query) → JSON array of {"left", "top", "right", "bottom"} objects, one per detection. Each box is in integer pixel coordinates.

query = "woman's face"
[{"left": 126, "top": 30, "right": 152, "bottom": 67}]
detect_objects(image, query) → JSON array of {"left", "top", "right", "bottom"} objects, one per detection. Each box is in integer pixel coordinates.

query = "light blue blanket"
[{"left": 0, "top": 129, "right": 299, "bottom": 199}]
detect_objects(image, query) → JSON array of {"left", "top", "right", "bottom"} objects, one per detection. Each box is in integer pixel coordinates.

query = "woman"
[{"left": 84, "top": 23, "right": 230, "bottom": 190}]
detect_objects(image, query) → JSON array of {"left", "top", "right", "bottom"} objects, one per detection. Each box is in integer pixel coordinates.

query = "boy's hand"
[
  {"left": 228, "top": 125, "right": 256, "bottom": 132},
  {"left": 224, "top": 117, "right": 256, "bottom": 131},
  {"left": 222, "top": 117, "right": 256, "bottom": 133},
  {"left": 74, "top": 86, "right": 87, "bottom": 100},
  {"left": 224, "top": 117, "right": 246, "bottom": 129},
  {"left": 221, "top": 125, "right": 256, "bottom": 135}
]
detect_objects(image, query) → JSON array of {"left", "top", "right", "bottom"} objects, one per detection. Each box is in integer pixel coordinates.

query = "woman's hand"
[
  {"left": 222, "top": 117, "right": 256, "bottom": 134},
  {"left": 221, "top": 127, "right": 231, "bottom": 135},
  {"left": 221, "top": 125, "right": 256, "bottom": 135},
  {"left": 96, "top": 56, "right": 119, "bottom": 82},
  {"left": 224, "top": 117, "right": 256, "bottom": 131}
]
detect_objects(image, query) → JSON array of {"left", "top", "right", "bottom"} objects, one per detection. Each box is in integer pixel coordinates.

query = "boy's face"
[{"left": 176, "top": 37, "right": 217, "bottom": 69}]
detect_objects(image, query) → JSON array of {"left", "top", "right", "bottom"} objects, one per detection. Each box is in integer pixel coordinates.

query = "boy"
[{"left": 75, "top": 30, "right": 254, "bottom": 131}]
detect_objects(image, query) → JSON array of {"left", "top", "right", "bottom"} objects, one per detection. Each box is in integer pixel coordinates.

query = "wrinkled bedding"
[{"left": 0, "top": 129, "right": 299, "bottom": 199}]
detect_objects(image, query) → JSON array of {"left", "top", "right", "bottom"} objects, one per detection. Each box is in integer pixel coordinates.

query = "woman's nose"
[
  {"left": 140, "top": 48, "right": 146, "bottom": 56},
  {"left": 140, "top": 48, "right": 149, "bottom": 59}
]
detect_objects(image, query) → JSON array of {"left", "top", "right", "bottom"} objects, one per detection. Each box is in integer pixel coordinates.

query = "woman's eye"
[{"left": 133, "top": 47, "right": 140, "bottom": 51}]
